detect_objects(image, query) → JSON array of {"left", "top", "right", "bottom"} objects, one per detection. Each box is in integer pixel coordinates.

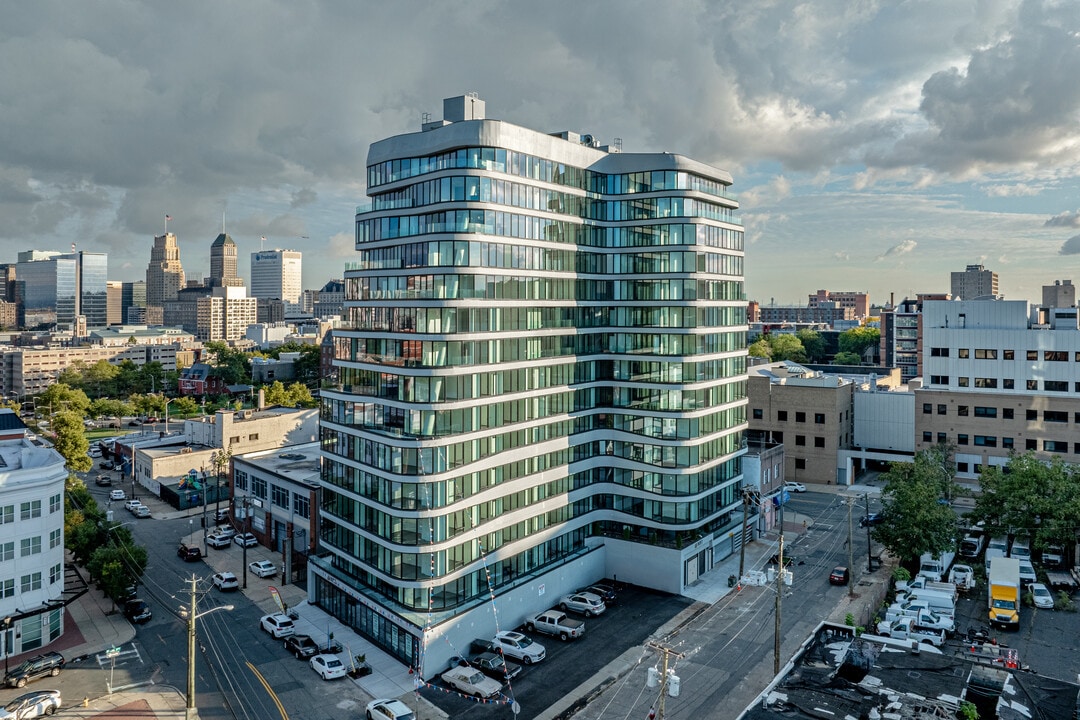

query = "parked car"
[
  {"left": 0, "top": 689, "right": 61, "bottom": 719},
  {"left": 146, "top": 417, "right": 159, "bottom": 423},
  {"left": 309, "top": 654, "right": 346, "bottom": 680},
  {"left": 177, "top": 544, "right": 201, "bottom": 562},
  {"left": 366, "top": 699, "right": 415, "bottom": 720},
  {"left": 210, "top": 525, "right": 236, "bottom": 540},
  {"left": 109, "top": 489, "right": 126, "bottom": 501},
  {"left": 260, "top": 613, "right": 295, "bottom": 638},
  {"left": 124, "top": 599, "right": 152, "bottom": 624},
  {"left": 212, "top": 572, "right": 239, "bottom": 592},
  {"left": 124, "top": 500, "right": 142, "bottom": 513},
  {"left": 1030, "top": 582, "right": 1055, "bottom": 609},
  {"left": 234, "top": 533, "right": 258, "bottom": 548},
  {"left": 1018, "top": 559, "right": 1037, "bottom": 585},
  {"left": 492, "top": 631, "right": 546, "bottom": 665},
  {"left": 783, "top": 481, "right": 806, "bottom": 493},
  {"left": 207, "top": 533, "right": 233, "bottom": 549},
  {"left": 249, "top": 560, "right": 277, "bottom": 578},
  {"left": 580, "top": 582, "right": 617, "bottom": 604},
  {"left": 3, "top": 653, "right": 65, "bottom": 688},
  {"left": 214, "top": 508, "right": 230, "bottom": 523},
  {"left": 558, "top": 592, "right": 606, "bottom": 617},
  {"left": 133, "top": 504, "right": 151, "bottom": 518},
  {"left": 283, "top": 634, "right": 320, "bottom": 659},
  {"left": 828, "top": 566, "right": 850, "bottom": 585},
  {"left": 450, "top": 652, "right": 522, "bottom": 681},
  {"left": 859, "top": 512, "right": 885, "bottom": 528},
  {"left": 127, "top": 420, "right": 142, "bottom": 427},
  {"left": 441, "top": 665, "right": 502, "bottom": 698},
  {"left": 94, "top": 474, "right": 112, "bottom": 486}
]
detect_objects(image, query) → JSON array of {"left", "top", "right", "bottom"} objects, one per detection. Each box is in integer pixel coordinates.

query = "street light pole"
[{"left": 186, "top": 574, "right": 233, "bottom": 720}]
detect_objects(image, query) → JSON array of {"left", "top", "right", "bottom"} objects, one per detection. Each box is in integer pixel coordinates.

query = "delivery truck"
[{"left": 988, "top": 556, "right": 1021, "bottom": 630}]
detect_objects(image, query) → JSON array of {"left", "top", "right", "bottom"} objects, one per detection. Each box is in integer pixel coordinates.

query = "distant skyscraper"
[
  {"left": 209, "top": 233, "right": 243, "bottom": 288},
  {"left": 250, "top": 249, "right": 302, "bottom": 305},
  {"left": 74, "top": 251, "right": 108, "bottom": 328},
  {"left": 122, "top": 280, "right": 147, "bottom": 324},
  {"left": 146, "top": 233, "right": 186, "bottom": 324},
  {"left": 107, "top": 281, "right": 124, "bottom": 326},
  {"left": 14, "top": 252, "right": 105, "bottom": 329},
  {"left": 950, "top": 264, "right": 999, "bottom": 300}
]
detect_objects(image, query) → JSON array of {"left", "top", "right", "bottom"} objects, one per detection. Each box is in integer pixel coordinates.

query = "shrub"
[
  {"left": 844, "top": 613, "right": 855, "bottom": 627},
  {"left": 891, "top": 567, "right": 911, "bottom": 583},
  {"left": 1055, "top": 591, "right": 1077, "bottom": 612}
]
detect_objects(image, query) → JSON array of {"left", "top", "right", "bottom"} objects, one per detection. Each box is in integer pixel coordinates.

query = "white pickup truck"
[
  {"left": 883, "top": 604, "right": 955, "bottom": 634},
  {"left": 948, "top": 564, "right": 976, "bottom": 592},
  {"left": 896, "top": 575, "right": 958, "bottom": 601},
  {"left": 874, "top": 617, "right": 946, "bottom": 647},
  {"left": 525, "top": 610, "right": 585, "bottom": 641}
]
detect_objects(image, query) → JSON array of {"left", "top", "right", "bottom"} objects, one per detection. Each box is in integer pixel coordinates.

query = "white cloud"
[
  {"left": 1045, "top": 210, "right": 1080, "bottom": 228},
  {"left": 876, "top": 239, "right": 918, "bottom": 261}
]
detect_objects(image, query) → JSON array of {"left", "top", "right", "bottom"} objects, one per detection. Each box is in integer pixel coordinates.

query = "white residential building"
[
  {"left": 316, "top": 94, "right": 748, "bottom": 672},
  {"left": 0, "top": 411, "right": 69, "bottom": 656}
]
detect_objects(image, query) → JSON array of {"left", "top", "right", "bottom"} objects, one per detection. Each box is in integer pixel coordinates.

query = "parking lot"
[{"left": 419, "top": 585, "right": 693, "bottom": 719}]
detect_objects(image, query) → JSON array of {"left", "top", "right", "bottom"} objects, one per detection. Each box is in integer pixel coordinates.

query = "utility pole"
[
  {"left": 645, "top": 642, "right": 684, "bottom": 720},
  {"left": 846, "top": 496, "right": 855, "bottom": 597},
  {"left": 864, "top": 494, "right": 873, "bottom": 572},
  {"left": 186, "top": 574, "right": 197, "bottom": 720},
  {"left": 738, "top": 488, "right": 750, "bottom": 580},
  {"left": 774, "top": 532, "right": 784, "bottom": 676},
  {"left": 773, "top": 492, "right": 790, "bottom": 677}
]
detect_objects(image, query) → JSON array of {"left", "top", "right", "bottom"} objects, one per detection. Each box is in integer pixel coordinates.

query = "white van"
[{"left": 1010, "top": 537, "right": 1031, "bottom": 561}]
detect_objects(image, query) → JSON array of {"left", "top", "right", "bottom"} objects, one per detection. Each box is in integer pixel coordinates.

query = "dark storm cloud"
[
  {"left": 1059, "top": 235, "right": 1080, "bottom": 255},
  {"left": 1045, "top": 211, "right": 1080, "bottom": 228}
]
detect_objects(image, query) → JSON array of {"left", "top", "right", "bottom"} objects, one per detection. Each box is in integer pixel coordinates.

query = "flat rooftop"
[{"left": 236, "top": 442, "right": 320, "bottom": 488}]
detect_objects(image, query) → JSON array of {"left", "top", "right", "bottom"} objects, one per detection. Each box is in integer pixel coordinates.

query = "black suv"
[
  {"left": 283, "top": 634, "right": 320, "bottom": 659},
  {"left": 177, "top": 543, "right": 201, "bottom": 562},
  {"left": 124, "top": 599, "right": 153, "bottom": 624},
  {"left": 4, "top": 652, "right": 65, "bottom": 688}
]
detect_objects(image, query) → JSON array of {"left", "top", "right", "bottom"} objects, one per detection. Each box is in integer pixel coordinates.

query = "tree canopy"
[
  {"left": 37, "top": 383, "right": 91, "bottom": 417},
  {"left": 205, "top": 341, "right": 251, "bottom": 385},
  {"left": 51, "top": 409, "right": 91, "bottom": 473},
  {"left": 873, "top": 448, "right": 961, "bottom": 564},
  {"left": 838, "top": 326, "right": 880, "bottom": 359},
  {"left": 967, "top": 453, "right": 1080, "bottom": 551},
  {"left": 795, "top": 329, "right": 826, "bottom": 363},
  {"left": 748, "top": 333, "right": 808, "bottom": 363}
]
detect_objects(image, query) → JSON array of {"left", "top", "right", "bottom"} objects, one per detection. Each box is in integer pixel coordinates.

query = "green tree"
[
  {"left": 769, "top": 334, "right": 808, "bottom": 362},
  {"left": 832, "top": 351, "right": 862, "bottom": 365},
  {"left": 263, "top": 381, "right": 288, "bottom": 406},
  {"left": 88, "top": 540, "right": 147, "bottom": 604},
  {"left": 84, "top": 360, "right": 121, "bottom": 398},
  {"left": 90, "top": 398, "right": 135, "bottom": 423},
  {"left": 205, "top": 341, "right": 251, "bottom": 385},
  {"left": 969, "top": 453, "right": 1080, "bottom": 550},
  {"left": 748, "top": 338, "right": 772, "bottom": 359},
  {"left": 171, "top": 396, "right": 199, "bottom": 416},
  {"left": 874, "top": 451, "right": 960, "bottom": 565},
  {"left": 37, "top": 383, "right": 91, "bottom": 417},
  {"left": 285, "top": 382, "right": 315, "bottom": 408},
  {"left": 838, "top": 326, "right": 880, "bottom": 359},
  {"left": 795, "top": 329, "right": 826, "bottom": 362},
  {"left": 52, "top": 410, "right": 91, "bottom": 473}
]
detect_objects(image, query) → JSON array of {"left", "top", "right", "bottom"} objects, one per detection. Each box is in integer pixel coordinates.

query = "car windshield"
[
  {"left": 1034, "top": 588, "right": 1050, "bottom": 597},
  {"left": 992, "top": 599, "right": 1016, "bottom": 610}
]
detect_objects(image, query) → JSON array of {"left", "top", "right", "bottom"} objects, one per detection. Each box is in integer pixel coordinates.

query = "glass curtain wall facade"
[
  {"left": 319, "top": 102, "right": 747, "bottom": 659},
  {"left": 76, "top": 252, "right": 108, "bottom": 327}
]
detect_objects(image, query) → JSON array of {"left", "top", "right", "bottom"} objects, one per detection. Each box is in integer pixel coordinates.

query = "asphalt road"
[{"left": 69, "top": 469, "right": 379, "bottom": 720}]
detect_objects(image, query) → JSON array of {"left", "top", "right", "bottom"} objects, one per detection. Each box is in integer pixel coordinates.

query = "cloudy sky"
[{"left": 4, "top": 0, "right": 1080, "bottom": 305}]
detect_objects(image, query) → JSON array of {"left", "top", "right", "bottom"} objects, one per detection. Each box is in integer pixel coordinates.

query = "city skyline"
[{"left": 2, "top": 2, "right": 1080, "bottom": 302}]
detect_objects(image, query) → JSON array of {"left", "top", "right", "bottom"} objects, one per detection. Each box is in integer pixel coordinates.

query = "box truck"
[{"left": 988, "top": 556, "right": 1021, "bottom": 630}]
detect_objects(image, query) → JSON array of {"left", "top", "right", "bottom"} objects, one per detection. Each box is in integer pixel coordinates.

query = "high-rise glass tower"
[{"left": 316, "top": 95, "right": 747, "bottom": 670}]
